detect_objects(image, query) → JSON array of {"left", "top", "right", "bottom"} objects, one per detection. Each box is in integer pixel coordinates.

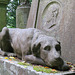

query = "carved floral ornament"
[{"left": 42, "top": 1, "right": 62, "bottom": 31}]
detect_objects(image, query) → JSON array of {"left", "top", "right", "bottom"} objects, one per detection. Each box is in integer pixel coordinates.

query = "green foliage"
[
  {"left": 29, "top": 0, "right": 32, "bottom": 4},
  {"left": 6, "top": 0, "right": 19, "bottom": 28},
  {"left": 6, "top": 0, "right": 32, "bottom": 28}
]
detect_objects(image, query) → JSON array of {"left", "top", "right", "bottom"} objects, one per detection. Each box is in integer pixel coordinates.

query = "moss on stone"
[
  {"left": 33, "top": 66, "right": 58, "bottom": 73},
  {"left": 18, "top": 62, "right": 32, "bottom": 66}
]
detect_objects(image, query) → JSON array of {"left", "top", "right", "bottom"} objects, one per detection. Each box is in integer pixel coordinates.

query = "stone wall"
[{"left": 27, "top": 0, "right": 75, "bottom": 64}]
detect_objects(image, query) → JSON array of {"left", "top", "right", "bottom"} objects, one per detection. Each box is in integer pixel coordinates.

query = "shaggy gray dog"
[{"left": 0, "top": 27, "right": 69, "bottom": 71}]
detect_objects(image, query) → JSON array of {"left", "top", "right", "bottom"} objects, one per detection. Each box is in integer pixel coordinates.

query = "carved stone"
[
  {"left": 0, "top": 27, "right": 70, "bottom": 71},
  {"left": 36, "top": 0, "right": 62, "bottom": 40}
]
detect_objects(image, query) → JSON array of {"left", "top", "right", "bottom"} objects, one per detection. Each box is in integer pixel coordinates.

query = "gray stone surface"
[
  {"left": 27, "top": 0, "right": 75, "bottom": 64},
  {"left": 58, "top": 0, "right": 75, "bottom": 64},
  {"left": 0, "top": 56, "right": 75, "bottom": 75},
  {"left": 16, "top": 0, "right": 30, "bottom": 28}
]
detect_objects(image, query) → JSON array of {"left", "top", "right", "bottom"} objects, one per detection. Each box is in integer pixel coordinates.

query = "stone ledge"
[{"left": 0, "top": 56, "right": 75, "bottom": 75}]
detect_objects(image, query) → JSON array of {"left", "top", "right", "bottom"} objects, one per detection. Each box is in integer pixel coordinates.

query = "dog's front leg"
[{"left": 24, "top": 55, "right": 46, "bottom": 66}]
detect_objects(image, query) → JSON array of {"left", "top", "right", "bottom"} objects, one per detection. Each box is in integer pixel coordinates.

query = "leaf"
[
  {"left": 4, "top": 57, "right": 9, "bottom": 59},
  {"left": 9, "top": 57, "right": 15, "bottom": 59}
]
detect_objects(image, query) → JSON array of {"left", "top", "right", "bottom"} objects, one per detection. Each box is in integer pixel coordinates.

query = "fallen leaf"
[
  {"left": 9, "top": 59, "right": 12, "bottom": 61},
  {"left": 4, "top": 57, "right": 9, "bottom": 59},
  {"left": 9, "top": 57, "right": 15, "bottom": 59}
]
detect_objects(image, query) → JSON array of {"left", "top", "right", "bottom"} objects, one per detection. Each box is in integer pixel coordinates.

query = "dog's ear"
[{"left": 32, "top": 41, "right": 41, "bottom": 58}]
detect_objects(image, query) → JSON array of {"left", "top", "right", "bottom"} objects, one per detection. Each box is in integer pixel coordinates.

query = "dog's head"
[{"left": 32, "top": 35, "right": 69, "bottom": 70}]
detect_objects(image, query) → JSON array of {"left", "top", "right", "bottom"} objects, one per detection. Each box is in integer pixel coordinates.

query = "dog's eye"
[
  {"left": 44, "top": 46, "right": 51, "bottom": 51},
  {"left": 55, "top": 44, "right": 61, "bottom": 51}
]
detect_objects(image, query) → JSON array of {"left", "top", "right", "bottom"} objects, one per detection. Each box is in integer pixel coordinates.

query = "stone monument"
[
  {"left": 0, "top": 0, "right": 10, "bottom": 31},
  {"left": 16, "top": 0, "right": 30, "bottom": 28}
]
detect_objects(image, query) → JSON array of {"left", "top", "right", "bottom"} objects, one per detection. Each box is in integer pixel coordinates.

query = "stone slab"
[
  {"left": 58, "top": 0, "right": 75, "bottom": 64},
  {"left": 0, "top": 56, "right": 75, "bottom": 75}
]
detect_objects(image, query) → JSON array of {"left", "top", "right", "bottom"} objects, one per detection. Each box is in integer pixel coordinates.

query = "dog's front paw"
[
  {"left": 24, "top": 55, "right": 36, "bottom": 63},
  {"left": 24, "top": 55, "right": 46, "bottom": 66}
]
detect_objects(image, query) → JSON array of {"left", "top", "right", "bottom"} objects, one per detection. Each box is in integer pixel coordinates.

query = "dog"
[{"left": 0, "top": 27, "right": 70, "bottom": 71}]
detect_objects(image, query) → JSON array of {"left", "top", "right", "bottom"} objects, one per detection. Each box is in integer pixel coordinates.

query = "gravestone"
[
  {"left": 0, "top": 0, "right": 10, "bottom": 31},
  {"left": 36, "top": 0, "right": 62, "bottom": 40},
  {"left": 27, "top": 0, "right": 75, "bottom": 64},
  {"left": 16, "top": 0, "right": 30, "bottom": 28}
]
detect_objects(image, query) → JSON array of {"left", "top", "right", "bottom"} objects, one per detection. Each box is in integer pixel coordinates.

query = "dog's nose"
[{"left": 55, "top": 57, "right": 64, "bottom": 66}]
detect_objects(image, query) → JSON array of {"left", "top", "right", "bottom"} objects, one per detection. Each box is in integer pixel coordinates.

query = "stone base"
[{"left": 0, "top": 56, "right": 75, "bottom": 75}]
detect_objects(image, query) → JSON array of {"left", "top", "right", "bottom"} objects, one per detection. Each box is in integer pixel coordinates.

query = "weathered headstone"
[
  {"left": 27, "top": 0, "right": 75, "bottom": 64},
  {"left": 16, "top": 0, "right": 30, "bottom": 28},
  {"left": 37, "top": 0, "right": 62, "bottom": 39},
  {"left": 37, "top": 0, "right": 75, "bottom": 64},
  {"left": 0, "top": 0, "right": 10, "bottom": 31}
]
